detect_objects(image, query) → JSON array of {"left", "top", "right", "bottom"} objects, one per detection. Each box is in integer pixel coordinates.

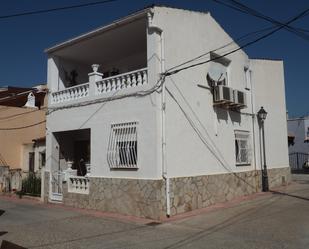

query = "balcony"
[
  {"left": 50, "top": 67, "right": 148, "bottom": 105},
  {"left": 68, "top": 176, "right": 90, "bottom": 194}
]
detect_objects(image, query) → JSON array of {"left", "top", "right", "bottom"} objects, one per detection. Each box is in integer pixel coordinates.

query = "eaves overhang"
[{"left": 45, "top": 7, "right": 151, "bottom": 55}]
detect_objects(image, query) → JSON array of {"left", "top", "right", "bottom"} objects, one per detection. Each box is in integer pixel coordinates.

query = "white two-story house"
[{"left": 44, "top": 6, "right": 290, "bottom": 220}]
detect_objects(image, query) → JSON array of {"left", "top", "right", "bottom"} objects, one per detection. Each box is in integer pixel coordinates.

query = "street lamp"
[{"left": 257, "top": 106, "right": 269, "bottom": 192}]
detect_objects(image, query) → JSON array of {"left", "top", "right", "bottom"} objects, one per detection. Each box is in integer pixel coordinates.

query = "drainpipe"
[
  {"left": 147, "top": 11, "right": 170, "bottom": 217},
  {"left": 249, "top": 67, "right": 258, "bottom": 190}
]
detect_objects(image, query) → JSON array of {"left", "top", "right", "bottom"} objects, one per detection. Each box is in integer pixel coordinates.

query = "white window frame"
[
  {"left": 107, "top": 121, "right": 138, "bottom": 169},
  {"left": 235, "top": 130, "right": 251, "bottom": 166}
]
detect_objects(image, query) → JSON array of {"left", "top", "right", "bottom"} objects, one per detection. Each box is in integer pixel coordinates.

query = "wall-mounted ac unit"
[
  {"left": 232, "top": 89, "right": 247, "bottom": 108},
  {"left": 213, "top": 85, "right": 234, "bottom": 104}
]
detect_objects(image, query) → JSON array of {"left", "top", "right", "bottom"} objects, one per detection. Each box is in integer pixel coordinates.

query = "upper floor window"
[
  {"left": 244, "top": 67, "right": 251, "bottom": 90},
  {"left": 207, "top": 52, "right": 231, "bottom": 86},
  {"left": 235, "top": 130, "right": 251, "bottom": 166}
]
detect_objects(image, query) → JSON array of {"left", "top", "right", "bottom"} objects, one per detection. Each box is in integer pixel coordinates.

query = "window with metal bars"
[
  {"left": 107, "top": 122, "right": 138, "bottom": 169},
  {"left": 235, "top": 130, "right": 251, "bottom": 166}
]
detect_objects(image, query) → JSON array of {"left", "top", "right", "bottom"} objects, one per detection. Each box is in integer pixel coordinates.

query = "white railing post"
[
  {"left": 68, "top": 176, "right": 90, "bottom": 194},
  {"left": 88, "top": 64, "right": 103, "bottom": 96}
]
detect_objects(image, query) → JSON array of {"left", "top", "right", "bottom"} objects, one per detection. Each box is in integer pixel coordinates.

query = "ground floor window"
[
  {"left": 28, "top": 152, "right": 35, "bottom": 172},
  {"left": 235, "top": 130, "right": 251, "bottom": 166},
  {"left": 107, "top": 122, "right": 138, "bottom": 169}
]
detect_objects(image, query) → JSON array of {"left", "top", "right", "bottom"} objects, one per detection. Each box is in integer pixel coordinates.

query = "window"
[
  {"left": 29, "top": 152, "right": 35, "bottom": 172},
  {"left": 107, "top": 122, "right": 138, "bottom": 169},
  {"left": 235, "top": 130, "right": 251, "bottom": 165},
  {"left": 207, "top": 52, "right": 231, "bottom": 86},
  {"left": 244, "top": 67, "right": 251, "bottom": 90},
  {"left": 39, "top": 152, "right": 46, "bottom": 169}
]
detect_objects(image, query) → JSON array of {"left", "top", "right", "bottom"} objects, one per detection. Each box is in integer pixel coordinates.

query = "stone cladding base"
[{"left": 44, "top": 167, "right": 291, "bottom": 220}]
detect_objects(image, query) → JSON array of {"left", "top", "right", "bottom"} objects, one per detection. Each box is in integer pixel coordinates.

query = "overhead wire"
[
  {"left": 212, "top": 0, "right": 309, "bottom": 41},
  {"left": 165, "top": 86, "right": 256, "bottom": 189},
  {"left": 0, "top": 0, "right": 118, "bottom": 20},
  {"left": 164, "top": 6, "right": 309, "bottom": 76},
  {"left": 0, "top": 120, "right": 45, "bottom": 130}
]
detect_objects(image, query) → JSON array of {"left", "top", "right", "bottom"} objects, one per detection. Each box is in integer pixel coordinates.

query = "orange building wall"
[{"left": 0, "top": 106, "right": 46, "bottom": 170}]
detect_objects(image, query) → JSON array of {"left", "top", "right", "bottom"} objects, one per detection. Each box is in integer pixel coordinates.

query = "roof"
[
  {"left": 45, "top": 5, "right": 210, "bottom": 54},
  {"left": 0, "top": 86, "right": 47, "bottom": 108},
  {"left": 45, "top": 7, "right": 150, "bottom": 54},
  {"left": 250, "top": 57, "right": 283, "bottom": 61},
  {"left": 288, "top": 116, "right": 309, "bottom": 121}
]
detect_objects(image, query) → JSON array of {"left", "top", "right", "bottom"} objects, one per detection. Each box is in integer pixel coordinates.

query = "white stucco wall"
[
  {"left": 150, "top": 7, "right": 289, "bottom": 178},
  {"left": 46, "top": 14, "right": 162, "bottom": 180},
  {"left": 251, "top": 59, "right": 289, "bottom": 169},
  {"left": 151, "top": 7, "right": 256, "bottom": 177},
  {"left": 46, "top": 6, "right": 289, "bottom": 181}
]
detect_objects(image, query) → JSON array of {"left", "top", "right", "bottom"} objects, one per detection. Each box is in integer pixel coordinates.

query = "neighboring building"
[
  {"left": 288, "top": 116, "right": 309, "bottom": 153},
  {"left": 287, "top": 116, "right": 309, "bottom": 171},
  {"left": 44, "top": 6, "right": 290, "bottom": 219},
  {"left": 0, "top": 85, "right": 47, "bottom": 192}
]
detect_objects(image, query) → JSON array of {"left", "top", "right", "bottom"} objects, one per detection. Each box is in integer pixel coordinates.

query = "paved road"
[{"left": 1, "top": 175, "right": 309, "bottom": 249}]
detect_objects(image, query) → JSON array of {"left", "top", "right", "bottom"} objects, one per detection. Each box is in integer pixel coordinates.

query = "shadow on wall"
[{"left": 214, "top": 106, "right": 241, "bottom": 124}]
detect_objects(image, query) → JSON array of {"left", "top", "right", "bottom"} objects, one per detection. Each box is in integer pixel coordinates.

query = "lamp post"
[{"left": 257, "top": 106, "right": 269, "bottom": 192}]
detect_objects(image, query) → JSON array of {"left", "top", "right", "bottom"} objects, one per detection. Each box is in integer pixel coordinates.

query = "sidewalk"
[{"left": 0, "top": 176, "right": 309, "bottom": 248}]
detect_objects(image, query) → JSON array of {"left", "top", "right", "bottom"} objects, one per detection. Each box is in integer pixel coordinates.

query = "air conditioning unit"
[
  {"left": 232, "top": 89, "right": 247, "bottom": 108},
  {"left": 213, "top": 85, "right": 234, "bottom": 104}
]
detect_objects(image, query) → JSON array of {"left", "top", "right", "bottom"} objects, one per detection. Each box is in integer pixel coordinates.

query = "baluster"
[
  {"left": 131, "top": 73, "right": 137, "bottom": 87},
  {"left": 86, "top": 85, "right": 89, "bottom": 96},
  {"left": 102, "top": 81, "right": 107, "bottom": 93},
  {"left": 111, "top": 78, "right": 116, "bottom": 91},
  {"left": 120, "top": 76, "right": 126, "bottom": 89},
  {"left": 142, "top": 70, "right": 147, "bottom": 85},
  {"left": 59, "top": 92, "right": 63, "bottom": 103},
  {"left": 97, "top": 82, "right": 102, "bottom": 94},
  {"left": 70, "top": 89, "right": 74, "bottom": 100},
  {"left": 137, "top": 71, "right": 142, "bottom": 86},
  {"left": 73, "top": 88, "right": 77, "bottom": 99},
  {"left": 80, "top": 86, "right": 85, "bottom": 97},
  {"left": 126, "top": 74, "right": 131, "bottom": 88},
  {"left": 116, "top": 77, "right": 121, "bottom": 90},
  {"left": 106, "top": 80, "right": 111, "bottom": 92}
]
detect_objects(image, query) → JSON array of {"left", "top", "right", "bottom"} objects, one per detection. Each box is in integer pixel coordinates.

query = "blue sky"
[{"left": 0, "top": 0, "right": 308, "bottom": 117}]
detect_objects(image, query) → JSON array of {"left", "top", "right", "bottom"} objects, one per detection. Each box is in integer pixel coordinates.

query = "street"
[{"left": 1, "top": 175, "right": 309, "bottom": 249}]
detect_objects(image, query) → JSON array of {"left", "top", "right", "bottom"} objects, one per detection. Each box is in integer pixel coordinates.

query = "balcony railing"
[
  {"left": 68, "top": 176, "right": 90, "bottom": 194},
  {"left": 96, "top": 68, "right": 147, "bottom": 95},
  {"left": 51, "top": 82, "right": 89, "bottom": 104},
  {"left": 50, "top": 68, "right": 148, "bottom": 105}
]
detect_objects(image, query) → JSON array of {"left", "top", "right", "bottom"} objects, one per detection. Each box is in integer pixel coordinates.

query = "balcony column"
[{"left": 88, "top": 64, "right": 103, "bottom": 96}]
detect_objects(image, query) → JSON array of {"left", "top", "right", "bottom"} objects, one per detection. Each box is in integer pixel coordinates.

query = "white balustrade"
[
  {"left": 50, "top": 68, "right": 148, "bottom": 105},
  {"left": 68, "top": 176, "right": 90, "bottom": 194},
  {"left": 96, "top": 68, "right": 148, "bottom": 95},
  {"left": 51, "top": 83, "right": 89, "bottom": 104}
]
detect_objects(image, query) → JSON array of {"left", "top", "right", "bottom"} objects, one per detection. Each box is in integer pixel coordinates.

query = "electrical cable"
[
  {"left": 0, "top": 107, "right": 46, "bottom": 121},
  {"left": 165, "top": 86, "right": 256, "bottom": 189},
  {"left": 164, "top": 7, "right": 309, "bottom": 77},
  {"left": 47, "top": 74, "right": 166, "bottom": 114},
  {"left": 46, "top": 25, "right": 277, "bottom": 114},
  {"left": 212, "top": 0, "right": 309, "bottom": 41},
  {"left": 0, "top": 120, "right": 45, "bottom": 130},
  {"left": 0, "top": 0, "right": 118, "bottom": 20},
  {"left": 166, "top": 25, "right": 275, "bottom": 72}
]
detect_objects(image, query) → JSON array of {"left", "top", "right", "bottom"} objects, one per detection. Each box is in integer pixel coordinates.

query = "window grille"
[
  {"left": 107, "top": 122, "right": 138, "bottom": 169},
  {"left": 235, "top": 130, "right": 251, "bottom": 165}
]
